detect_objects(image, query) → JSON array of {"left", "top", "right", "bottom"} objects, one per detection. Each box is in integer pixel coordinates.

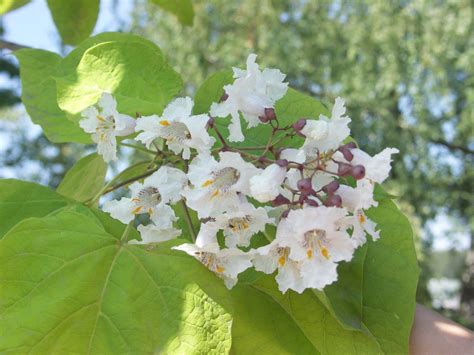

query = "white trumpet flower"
[
  {"left": 135, "top": 97, "right": 215, "bottom": 159},
  {"left": 198, "top": 203, "right": 274, "bottom": 248},
  {"left": 79, "top": 92, "right": 136, "bottom": 162},
  {"left": 103, "top": 166, "right": 187, "bottom": 224},
  {"left": 301, "top": 97, "right": 351, "bottom": 154},
  {"left": 210, "top": 54, "right": 288, "bottom": 142},
  {"left": 173, "top": 233, "right": 252, "bottom": 289},
  {"left": 182, "top": 152, "right": 260, "bottom": 218},
  {"left": 338, "top": 180, "right": 380, "bottom": 247}
]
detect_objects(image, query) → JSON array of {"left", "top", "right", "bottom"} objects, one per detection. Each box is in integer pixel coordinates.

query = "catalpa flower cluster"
[{"left": 80, "top": 54, "right": 398, "bottom": 293}]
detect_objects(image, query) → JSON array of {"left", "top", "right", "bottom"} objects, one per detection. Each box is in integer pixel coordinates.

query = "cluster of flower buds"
[{"left": 80, "top": 54, "right": 398, "bottom": 293}]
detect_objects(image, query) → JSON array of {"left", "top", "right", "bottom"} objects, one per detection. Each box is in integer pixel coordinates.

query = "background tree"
[{"left": 130, "top": 0, "right": 473, "bottom": 326}]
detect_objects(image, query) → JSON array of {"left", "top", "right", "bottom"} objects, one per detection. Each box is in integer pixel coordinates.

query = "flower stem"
[
  {"left": 119, "top": 142, "right": 155, "bottom": 155},
  {"left": 103, "top": 170, "right": 157, "bottom": 194},
  {"left": 180, "top": 200, "right": 197, "bottom": 242}
]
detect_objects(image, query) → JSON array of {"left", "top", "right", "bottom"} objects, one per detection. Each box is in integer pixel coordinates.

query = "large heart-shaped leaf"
[
  {"left": 54, "top": 33, "right": 183, "bottom": 120},
  {"left": 15, "top": 49, "right": 91, "bottom": 144},
  {"left": 0, "top": 179, "right": 418, "bottom": 353},
  {"left": 0, "top": 209, "right": 233, "bottom": 353},
  {"left": 0, "top": 205, "right": 371, "bottom": 354}
]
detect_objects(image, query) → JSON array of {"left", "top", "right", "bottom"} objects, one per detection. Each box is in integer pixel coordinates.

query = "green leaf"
[
  {"left": 15, "top": 49, "right": 91, "bottom": 144},
  {"left": 0, "top": 206, "right": 355, "bottom": 354},
  {"left": 0, "top": 180, "right": 417, "bottom": 353},
  {"left": 0, "top": 0, "right": 30, "bottom": 14},
  {"left": 276, "top": 88, "right": 329, "bottom": 126},
  {"left": 54, "top": 33, "right": 183, "bottom": 121},
  {"left": 57, "top": 153, "right": 107, "bottom": 203},
  {"left": 150, "top": 0, "right": 194, "bottom": 26},
  {"left": 0, "top": 209, "right": 233, "bottom": 353},
  {"left": 193, "top": 69, "right": 233, "bottom": 115},
  {"left": 0, "top": 179, "right": 70, "bottom": 239},
  {"left": 46, "top": 0, "right": 99, "bottom": 45},
  {"left": 172, "top": 201, "right": 199, "bottom": 242},
  {"left": 317, "top": 196, "right": 419, "bottom": 353}
]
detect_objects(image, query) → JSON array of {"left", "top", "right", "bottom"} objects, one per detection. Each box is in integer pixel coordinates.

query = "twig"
[
  {"left": 0, "top": 39, "right": 30, "bottom": 51},
  {"left": 180, "top": 200, "right": 197, "bottom": 242}
]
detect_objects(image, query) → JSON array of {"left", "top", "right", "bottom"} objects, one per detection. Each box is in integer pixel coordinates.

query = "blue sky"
[{"left": 2, "top": 0, "right": 133, "bottom": 51}]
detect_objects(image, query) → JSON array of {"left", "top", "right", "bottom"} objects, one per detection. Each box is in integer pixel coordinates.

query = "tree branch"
[
  {"left": 0, "top": 39, "right": 30, "bottom": 51},
  {"left": 431, "top": 139, "right": 473, "bottom": 155}
]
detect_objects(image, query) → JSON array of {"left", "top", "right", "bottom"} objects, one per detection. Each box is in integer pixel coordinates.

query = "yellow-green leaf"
[
  {"left": 57, "top": 153, "right": 107, "bottom": 203},
  {"left": 0, "top": 0, "right": 30, "bottom": 15},
  {"left": 46, "top": 0, "right": 100, "bottom": 45},
  {"left": 149, "top": 0, "right": 194, "bottom": 26}
]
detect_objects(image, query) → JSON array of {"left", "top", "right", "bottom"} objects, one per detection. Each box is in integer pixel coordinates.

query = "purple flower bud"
[
  {"left": 220, "top": 92, "right": 229, "bottom": 102},
  {"left": 259, "top": 107, "right": 277, "bottom": 123},
  {"left": 292, "top": 118, "right": 307, "bottom": 137},
  {"left": 259, "top": 115, "right": 270, "bottom": 123},
  {"left": 276, "top": 159, "right": 289, "bottom": 168},
  {"left": 351, "top": 165, "right": 366, "bottom": 180},
  {"left": 344, "top": 142, "right": 357, "bottom": 150},
  {"left": 293, "top": 118, "right": 306, "bottom": 131},
  {"left": 281, "top": 209, "right": 290, "bottom": 218},
  {"left": 322, "top": 180, "right": 340, "bottom": 194},
  {"left": 206, "top": 117, "right": 215, "bottom": 128},
  {"left": 305, "top": 199, "right": 319, "bottom": 207},
  {"left": 272, "top": 194, "right": 291, "bottom": 207},
  {"left": 341, "top": 148, "right": 354, "bottom": 161},
  {"left": 297, "top": 178, "right": 312, "bottom": 193},
  {"left": 264, "top": 107, "right": 277, "bottom": 120},
  {"left": 337, "top": 162, "right": 352, "bottom": 176},
  {"left": 324, "top": 194, "right": 342, "bottom": 207}
]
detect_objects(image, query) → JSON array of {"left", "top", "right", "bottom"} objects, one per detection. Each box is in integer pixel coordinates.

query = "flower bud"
[
  {"left": 292, "top": 118, "right": 307, "bottom": 137},
  {"left": 276, "top": 159, "right": 289, "bottom": 168},
  {"left": 265, "top": 107, "right": 276, "bottom": 120},
  {"left": 337, "top": 162, "right": 352, "bottom": 176},
  {"left": 324, "top": 194, "right": 342, "bottom": 207},
  {"left": 259, "top": 115, "right": 270, "bottom": 123},
  {"left": 305, "top": 199, "right": 319, "bottom": 207},
  {"left": 322, "top": 180, "right": 340, "bottom": 194},
  {"left": 259, "top": 107, "right": 277, "bottom": 123},
  {"left": 351, "top": 165, "right": 366, "bottom": 180},
  {"left": 281, "top": 209, "right": 290, "bottom": 218},
  {"left": 206, "top": 117, "right": 215, "bottom": 128},
  {"left": 297, "top": 178, "right": 312, "bottom": 193},
  {"left": 342, "top": 142, "right": 357, "bottom": 150},
  {"left": 341, "top": 148, "right": 354, "bottom": 161},
  {"left": 272, "top": 194, "right": 291, "bottom": 207},
  {"left": 220, "top": 92, "right": 229, "bottom": 102},
  {"left": 338, "top": 142, "right": 357, "bottom": 161},
  {"left": 293, "top": 118, "right": 306, "bottom": 131}
]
